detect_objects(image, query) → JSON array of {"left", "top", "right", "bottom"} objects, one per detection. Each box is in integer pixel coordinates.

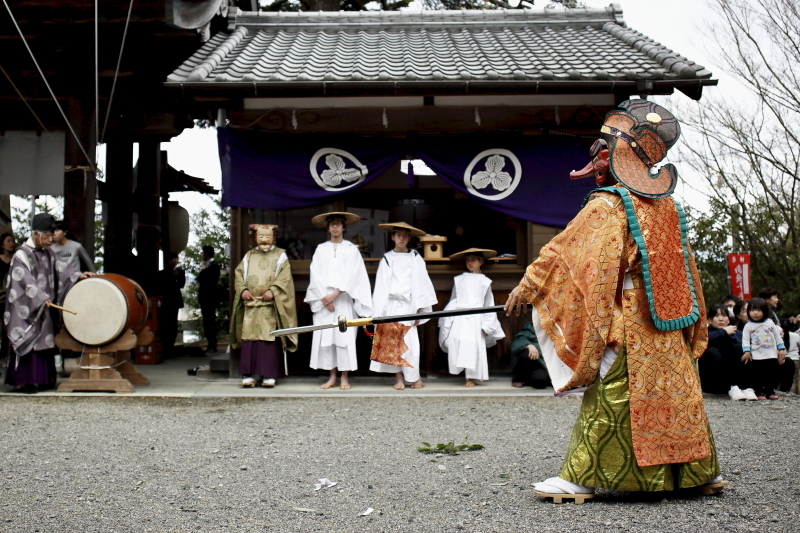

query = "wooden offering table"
[{"left": 56, "top": 328, "right": 152, "bottom": 393}]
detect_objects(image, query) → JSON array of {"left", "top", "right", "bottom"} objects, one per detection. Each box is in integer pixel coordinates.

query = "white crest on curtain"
[
  {"left": 309, "top": 148, "right": 368, "bottom": 192},
  {"left": 463, "top": 149, "right": 522, "bottom": 201}
]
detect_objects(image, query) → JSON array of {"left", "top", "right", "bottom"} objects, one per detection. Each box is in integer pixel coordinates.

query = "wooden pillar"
[
  {"left": 135, "top": 141, "right": 162, "bottom": 293},
  {"left": 63, "top": 169, "right": 87, "bottom": 244},
  {"left": 63, "top": 98, "right": 96, "bottom": 259},
  {"left": 104, "top": 141, "right": 134, "bottom": 275}
]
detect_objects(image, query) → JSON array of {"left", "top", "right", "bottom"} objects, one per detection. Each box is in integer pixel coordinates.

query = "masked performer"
[
  {"left": 230, "top": 225, "right": 298, "bottom": 387},
  {"left": 439, "top": 248, "right": 505, "bottom": 387},
  {"left": 4, "top": 214, "right": 92, "bottom": 393},
  {"left": 369, "top": 223, "right": 437, "bottom": 390},
  {"left": 305, "top": 212, "right": 372, "bottom": 390},
  {"left": 505, "top": 100, "right": 725, "bottom": 502}
]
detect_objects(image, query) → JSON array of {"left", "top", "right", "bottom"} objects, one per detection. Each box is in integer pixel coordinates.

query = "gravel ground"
[{"left": 0, "top": 394, "right": 798, "bottom": 533}]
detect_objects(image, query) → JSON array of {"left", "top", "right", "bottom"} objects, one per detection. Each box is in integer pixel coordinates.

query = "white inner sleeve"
[{"left": 530, "top": 306, "right": 574, "bottom": 391}]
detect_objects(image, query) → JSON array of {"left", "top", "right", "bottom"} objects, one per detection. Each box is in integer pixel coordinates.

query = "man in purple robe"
[{"left": 3, "top": 214, "right": 92, "bottom": 393}]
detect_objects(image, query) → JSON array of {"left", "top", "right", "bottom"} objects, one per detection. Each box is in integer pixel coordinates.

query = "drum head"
[{"left": 62, "top": 278, "right": 128, "bottom": 346}]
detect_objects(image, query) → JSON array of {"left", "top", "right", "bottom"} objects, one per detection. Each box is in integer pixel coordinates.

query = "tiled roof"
[{"left": 166, "top": 5, "right": 712, "bottom": 87}]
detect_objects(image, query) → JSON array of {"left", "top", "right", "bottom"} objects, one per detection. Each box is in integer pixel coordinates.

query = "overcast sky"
[{"left": 161, "top": 0, "right": 735, "bottom": 217}]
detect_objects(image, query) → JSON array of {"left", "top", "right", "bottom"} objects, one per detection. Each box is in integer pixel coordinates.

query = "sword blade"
[{"left": 270, "top": 322, "right": 338, "bottom": 337}]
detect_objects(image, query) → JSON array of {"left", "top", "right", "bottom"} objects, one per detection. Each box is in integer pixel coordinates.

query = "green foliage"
[
  {"left": 672, "top": 0, "right": 800, "bottom": 313},
  {"left": 418, "top": 439, "right": 484, "bottom": 455},
  {"left": 10, "top": 196, "right": 63, "bottom": 245},
  {"left": 180, "top": 199, "right": 231, "bottom": 340}
]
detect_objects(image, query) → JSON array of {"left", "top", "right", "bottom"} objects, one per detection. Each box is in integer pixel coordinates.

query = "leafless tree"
[{"left": 673, "top": 0, "right": 800, "bottom": 309}]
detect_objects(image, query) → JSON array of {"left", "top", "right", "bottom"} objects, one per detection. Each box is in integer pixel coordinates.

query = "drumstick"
[{"left": 46, "top": 302, "right": 77, "bottom": 315}]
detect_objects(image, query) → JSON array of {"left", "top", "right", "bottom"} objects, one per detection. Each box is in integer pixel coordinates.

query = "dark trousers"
[
  {"left": 750, "top": 358, "right": 780, "bottom": 397},
  {"left": 512, "top": 355, "right": 550, "bottom": 389},
  {"left": 159, "top": 305, "right": 179, "bottom": 357},
  {"left": 201, "top": 303, "right": 217, "bottom": 349},
  {"left": 778, "top": 358, "right": 796, "bottom": 392}
]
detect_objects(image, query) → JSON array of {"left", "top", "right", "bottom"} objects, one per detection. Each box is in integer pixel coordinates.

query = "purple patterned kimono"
[{"left": 4, "top": 238, "right": 80, "bottom": 388}]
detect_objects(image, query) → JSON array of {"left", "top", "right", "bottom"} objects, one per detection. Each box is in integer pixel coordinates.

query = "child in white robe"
[
  {"left": 369, "top": 223, "right": 437, "bottom": 389},
  {"left": 439, "top": 248, "right": 505, "bottom": 387},
  {"left": 305, "top": 212, "right": 372, "bottom": 390}
]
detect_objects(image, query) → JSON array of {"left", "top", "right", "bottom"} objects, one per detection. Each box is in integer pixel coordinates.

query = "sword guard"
[{"left": 338, "top": 315, "right": 348, "bottom": 332}]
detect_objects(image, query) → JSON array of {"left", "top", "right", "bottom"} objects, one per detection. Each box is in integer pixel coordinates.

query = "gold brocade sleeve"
[
  {"left": 518, "top": 192, "right": 629, "bottom": 390},
  {"left": 684, "top": 243, "right": 708, "bottom": 359},
  {"left": 228, "top": 253, "right": 249, "bottom": 350},
  {"left": 270, "top": 257, "right": 298, "bottom": 353}
]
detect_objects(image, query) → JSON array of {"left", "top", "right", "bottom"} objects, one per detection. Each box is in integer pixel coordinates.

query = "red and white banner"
[{"left": 726, "top": 253, "right": 751, "bottom": 300}]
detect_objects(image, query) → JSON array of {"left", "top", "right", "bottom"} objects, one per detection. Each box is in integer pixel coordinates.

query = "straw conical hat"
[
  {"left": 448, "top": 248, "right": 497, "bottom": 261},
  {"left": 311, "top": 211, "right": 361, "bottom": 228},
  {"left": 377, "top": 222, "right": 426, "bottom": 237}
]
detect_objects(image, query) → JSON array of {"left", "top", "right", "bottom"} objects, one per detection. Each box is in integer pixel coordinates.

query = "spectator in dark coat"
[
  {"left": 198, "top": 245, "right": 221, "bottom": 354},
  {"left": 159, "top": 253, "right": 185, "bottom": 357},
  {"left": 510, "top": 322, "right": 550, "bottom": 389}
]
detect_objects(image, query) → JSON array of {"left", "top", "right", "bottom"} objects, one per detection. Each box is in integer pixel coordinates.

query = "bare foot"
[
  {"left": 394, "top": 382, "right": 405, "bottom": 390},
  {"left": 320, "top": 380, "right": 337, "bottom": 389},
  {"left": 511, "top": 382, "right": 524, "bottom": 388},
  {"left": 339, "top": 381, "right": 351, "bottom": 390},
  {"left": 464, "top": 379, "right": 476, "bottom": 388},
  {"left": 410, "top": 379, "right": 424, "bottom": 389}
]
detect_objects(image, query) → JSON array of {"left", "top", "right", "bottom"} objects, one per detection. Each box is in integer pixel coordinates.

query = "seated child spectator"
[
  {"left": 510, "top": 322, "right": 551, "bottom": 389},
  {"left": 742, "top": 297, "right": 786, "bottom": 400},
  {"left": 439, "top": 249, "right": 505, "bottom": 387}
]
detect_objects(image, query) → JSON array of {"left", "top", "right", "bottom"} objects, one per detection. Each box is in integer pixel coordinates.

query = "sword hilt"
[{"left": 338, "top": 315, "right": 373, "bottom": 332}]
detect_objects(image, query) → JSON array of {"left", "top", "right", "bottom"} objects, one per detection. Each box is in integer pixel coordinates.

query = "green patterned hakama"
[{"left": 560, "top": 351, "right": 720, "bottom": 491}]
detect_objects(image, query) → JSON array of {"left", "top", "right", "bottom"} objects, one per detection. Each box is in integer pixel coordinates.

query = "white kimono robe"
[
  {"left": 305, "top": 240, "right": 372, "bottom": 371},
  {"left": 439, "top": 273, "right": 505, "bottom": 381},
  {"left": 369, "top": 250, "right": 437, "bottom": 382}
]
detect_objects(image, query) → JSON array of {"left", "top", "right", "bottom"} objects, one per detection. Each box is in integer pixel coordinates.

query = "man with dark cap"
[{"left": 4, "top": 213, "right": 94, "bottom": 393}]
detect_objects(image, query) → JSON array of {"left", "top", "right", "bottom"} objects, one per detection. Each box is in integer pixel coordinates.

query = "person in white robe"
[
  {"left": 369, "top": 223, "right": 437, "bottom": 389},
  {"left": 439, "top": 249, "right": 505, "bottom": 386},
  {"left": 305, "top": 212, "right": 372, "bottom": 390}
]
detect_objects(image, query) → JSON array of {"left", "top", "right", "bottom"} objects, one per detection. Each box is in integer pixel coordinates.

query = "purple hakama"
[
  {"left": 4, "top": 349, "right": 57, "bottom": 388},
  {"left": 240, "top": 340, "right": 282, "bottom": 379}
]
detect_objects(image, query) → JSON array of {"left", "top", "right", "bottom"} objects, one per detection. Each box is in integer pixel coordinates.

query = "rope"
[
  {"left": 77, "top": 345, "right": 131, "bottom": 370},
  {"left": 101, "top": 0, "right": 135, "bottom": 144},
  {"left": 2, "top": 0, "right": 99, "bottom": 175},
  {"left": 95, "top": 0, "right": 99, "bottom": 146}
]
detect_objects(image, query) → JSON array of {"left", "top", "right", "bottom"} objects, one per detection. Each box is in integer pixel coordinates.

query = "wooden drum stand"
[{"left": 56, "top": 327, "right": 153, "bottom": 393}]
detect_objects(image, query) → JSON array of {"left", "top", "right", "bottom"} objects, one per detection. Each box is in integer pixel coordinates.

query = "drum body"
[{"left": 62, "top": 274, "right": 148, "bottom": 346}]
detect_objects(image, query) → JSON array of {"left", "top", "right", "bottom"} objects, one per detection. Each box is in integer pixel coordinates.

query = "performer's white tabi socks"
[{"left": 534, "top": 477, "right": 594, "bottom": 495}]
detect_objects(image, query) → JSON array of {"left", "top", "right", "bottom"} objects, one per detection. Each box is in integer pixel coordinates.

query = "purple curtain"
[
  {"left": 413, "top": 135, "right": 596, "bottom": 227},
  {"left": 219, "top": 128, "right": 404, "bottom": 210},
  {"left": 219, "top": 128, "right": 597, "bottom": 227}
]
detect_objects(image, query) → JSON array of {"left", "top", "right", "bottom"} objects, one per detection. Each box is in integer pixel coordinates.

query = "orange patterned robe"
[{"left": 518, "top": 187, "right": 711, "bottom": 468}]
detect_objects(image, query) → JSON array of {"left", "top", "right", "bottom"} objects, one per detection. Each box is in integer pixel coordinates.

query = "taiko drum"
[{"left": 62, "top": 274, "right": 148, "bottom": 346}]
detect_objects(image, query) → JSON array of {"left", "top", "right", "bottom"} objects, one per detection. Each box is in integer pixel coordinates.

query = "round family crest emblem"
[
  {"left": 463, "top": 149, "right": 522, "bottom": 201},
  {"left": 310, "top": 148, "right": 368, "bottom": 192}
]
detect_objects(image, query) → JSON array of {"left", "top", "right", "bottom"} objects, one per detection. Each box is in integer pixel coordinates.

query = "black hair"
[
  {"left": 53, "top": 221, "right": 68, "bottom": 232},
  {"left": 327, "top": 217, "right": 347, "bottom": 233},
  {"left": 758, "top": 287, "right": 779, "bottom": 299},
  {"left": 0, "top": 232, "right": 13, "bottom": 246},
  {"left": 202, "top": 245, "right": 214, "bottom": 257},
  {"left": 706, "top": 303, "right": 729, "bottom": 321},
  {"left": 747, "top": 298, "right": 771, "bottom": 322},
  {"left": 720, "top": 294, "right": 740, "bottom": 305}
]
